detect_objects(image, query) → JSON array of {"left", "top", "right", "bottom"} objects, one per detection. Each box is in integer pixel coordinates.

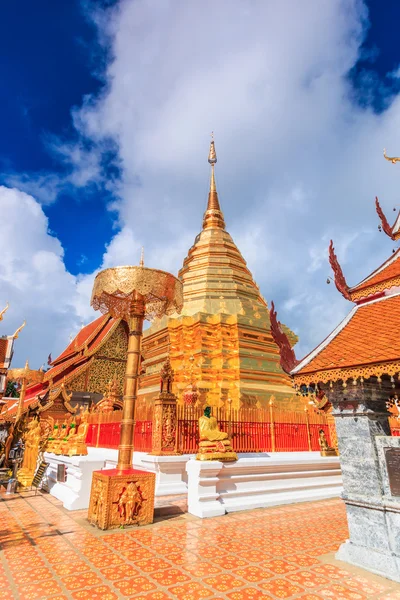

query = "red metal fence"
[
  {"left": 176, "top": 405, "right": 331, "bottom": 454},
  {"left": 86, "top": 404, "right": 334, "bottom": 454}
]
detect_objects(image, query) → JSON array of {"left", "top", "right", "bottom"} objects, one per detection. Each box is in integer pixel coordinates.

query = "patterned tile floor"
[{"left": 1, "top": 490, "right": 400, "bottom": 600}]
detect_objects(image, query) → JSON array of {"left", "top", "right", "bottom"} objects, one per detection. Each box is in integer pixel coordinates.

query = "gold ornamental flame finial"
[
  {"left": 24, "top": 358, "right": 29, "bottom": 370},
  {"left": 12, "top": 320, "right": 26, "bottom": 339},
  {"left": 203, "top": 134, "right": 225, "bottom": 230},
  {"left": 140, "top": 247, "right": 144, "bottom": 267},
  {"left": 0, "top": 302, "right": 9, "bottom": 322}
]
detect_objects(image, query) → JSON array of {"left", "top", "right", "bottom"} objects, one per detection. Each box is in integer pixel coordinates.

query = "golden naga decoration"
[
  {"left": 17, "top": 417, "right": 41, "bottom": 487},
  {"left": 7, "top": 360, "right": 45, "bottom": 422},
  {"left": 12, "top": 320, "right": 26, "bottom": 339},
  {"left": 318, "top": 428, "right": 337, "bottom": 457},
  {"left": 0, "top": 302, "right": 9, "bottom": 322},
  {"left": 196, "top": 406, "right": 237, "bottom": 462},
  {"left": 384, "top": 148, "right": 400, "bottom": 164},
  {"left": 88, "top": 262, "right": 183, "bottom": 529}
]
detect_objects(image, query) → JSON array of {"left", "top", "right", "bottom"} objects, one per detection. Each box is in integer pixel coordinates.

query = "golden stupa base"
[
  {"left": 88, "top": 468, "right": 155, "bottom": 530},
  {"left": 196, "top": 451, "right": 238, "bottom": 462},
  {"left": 320, "top": 448, "right": 338, "bottom": 457}
]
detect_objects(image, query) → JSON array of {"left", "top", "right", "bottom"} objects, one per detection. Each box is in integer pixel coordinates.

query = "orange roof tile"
[
  {"left": 0, "top": 338, "right": 8, "bottom": 368},
  {"left": 294, "top": 293, "right": 400, "bottom": 377},
  {"left": 52, "top": 314, "right": 110, "bottom": 365},
  {"left": 351, "top": 250, "right": 400, "bottom": 294}
]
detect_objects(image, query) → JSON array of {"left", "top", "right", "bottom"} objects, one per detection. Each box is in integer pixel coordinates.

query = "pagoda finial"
[
  {"left": 140, "top": 247, "right": 144, "bottom": 267},
  {"left": 0, "top": 302, "right": 9, "bottom": 322},
  {"left": 203, "top": 134, "right": 226, "bottom": 230}
]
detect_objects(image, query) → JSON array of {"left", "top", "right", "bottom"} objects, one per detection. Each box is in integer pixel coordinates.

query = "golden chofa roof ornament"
[
  {"left": 203, "top": 134, "right": 226, "bottom": 230},
  {"left": 0, "top": 302, "right": 9, "bottom": 322},
  {"left": 384, "top": 148, "right": 400, "bottom": 164}
]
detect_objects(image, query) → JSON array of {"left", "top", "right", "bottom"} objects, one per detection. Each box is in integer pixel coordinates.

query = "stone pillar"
[
  {"left": 324, "top": 379, "right": 400, "bottom": 582},
  {"left": 151, "top": 391, "right": 179, "bottom": 455}
]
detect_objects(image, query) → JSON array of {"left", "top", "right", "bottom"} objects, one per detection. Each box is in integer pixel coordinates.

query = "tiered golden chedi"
[{"left": 139, "top": 139, "right": 297, "bottom": 410}]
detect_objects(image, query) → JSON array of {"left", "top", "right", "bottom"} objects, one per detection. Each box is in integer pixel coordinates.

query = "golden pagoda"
[{"left": 138, "top": 138, "right": 298, "bottom": 410}]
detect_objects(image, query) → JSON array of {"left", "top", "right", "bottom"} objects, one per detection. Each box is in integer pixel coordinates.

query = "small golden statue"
[
  {"left": 160, "top": 357, "right": 174, "bottom": 394},
  {"left": 64, "top": 407, "right": 89, "bottom": 456},
  {"left": 17, "top": 418, "right": 41, "bottom": 487},
  {"left": 318, "top": 428, "right": 337, "bottom": 457},
  {"left": 52, "top": 420, "right": 69, "bottom": 455},
  {"left": 196, "top": 406, "right": 237, "bottom": 462},
  {"left": 46, "top": 421, "right": 61, "bottom": 454}
]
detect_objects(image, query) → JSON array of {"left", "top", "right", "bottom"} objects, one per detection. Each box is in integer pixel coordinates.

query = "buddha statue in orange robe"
[{"left": 196, "top": 406, "right": 237, "bottom": 462}]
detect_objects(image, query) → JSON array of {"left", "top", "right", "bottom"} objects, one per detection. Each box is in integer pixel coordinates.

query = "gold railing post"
[
  {"left": 269, "top": 397, "right": 275, "bottom": 452},
  {"left": 304, "top": 406, "right": 312, "bottom": 451},
  {"left": 227, "top": 397, "right": 233, "bottom": 439}
]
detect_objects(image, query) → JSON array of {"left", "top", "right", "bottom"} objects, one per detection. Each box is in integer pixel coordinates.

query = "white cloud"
[
  {"left": 6, "top": 0, "right": 400, "bottom": 365},
  {"left": 0, "top": 186, "right": 92, "bottom": 365}
]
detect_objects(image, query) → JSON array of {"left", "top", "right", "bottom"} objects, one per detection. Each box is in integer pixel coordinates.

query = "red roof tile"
[
  {"left": 52, "top": 314, "right": 110, "bottom": 365},
  {"left": 351, "top": 251, "right": 400, "bottom": 294},
  {"left": 294, "top": 293, "right": 400, "bottom": 376}
]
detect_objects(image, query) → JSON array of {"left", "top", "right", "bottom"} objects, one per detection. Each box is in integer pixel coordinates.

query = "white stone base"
[
  {"left": 186, "top": 452, "right": 342, "bottom": 518},
  {"left": 44, "top": 448, "right": 117, "bottom": 510},
  {"left": 44, "top": 449, "right": 342, "bottom": 514},
  {"left": 104, "top": 451, "right": 193, "bottom": 497},
  {"left": 337, "top": 540, "right": 400, "bottom": 583}
]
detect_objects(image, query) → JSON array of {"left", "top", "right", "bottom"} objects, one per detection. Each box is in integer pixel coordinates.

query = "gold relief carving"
[
  {"left": 294, "top": 360, "right": 400, "bottom": 386},
  {"left": 88, "top": 470, "right": 155, "bottom": 530},
  {"left": 91, "top": 266, "right": 183, "bottom": 321},
  {"left": 151, "top": 396, "right": 179, "bottom": 455},
  {"left": 88, "top": 477, "right": 106, "bottom": 525},
  {"left": 118, "top": 481, "right": 143, "bottom": 525},
  {"left": 87, "top": 358, "right": 126, "bottom": 395},
  {"left": 97, "top": 321, "right": 128, "bottom": 362},
  {"left": 350, "top": 278, "right": 400, "bottom": 302}
]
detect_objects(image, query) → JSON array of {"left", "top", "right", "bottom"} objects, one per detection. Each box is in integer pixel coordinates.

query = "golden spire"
[
  {"left": 140, "top": 247, "right": 144, "bottom": 267},
  {"left": 202, "top": 134, "right": 226, "bottom": 230}
]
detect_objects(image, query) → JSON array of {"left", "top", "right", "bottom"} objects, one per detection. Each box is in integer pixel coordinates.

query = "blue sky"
[{"left": 2, "top": 0, "right": 400, "bottom": 368}]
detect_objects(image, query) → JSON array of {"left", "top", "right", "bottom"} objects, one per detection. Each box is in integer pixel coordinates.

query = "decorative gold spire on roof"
[
  {"left": 0, "top": 302, "right": 9, "bottom": 322},
  {"left": 202, "top": 134, "right": 226, "bottom": 230},
  {"left": 140, "top": 247, "right": 144, "bottom": 267},
  {"left": 12, "top": 320, "right": 26, "bottom": 339},
  {"left": 384, "top": 148, "right": 400, "bottom": 164}
]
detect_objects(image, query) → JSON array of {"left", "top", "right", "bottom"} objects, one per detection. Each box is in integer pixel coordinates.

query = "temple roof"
[
  {"left": 51, "top": 314, "right": 110, "bottom": 366},
  {"left": 349, "top": 248, "right": 400, "bottom": 301},
  {"left": 14, "top": 314, "right": 122, "bottom": 415},
  {"left": 292, "top": 291, "right": 400, "bottom": 385}
]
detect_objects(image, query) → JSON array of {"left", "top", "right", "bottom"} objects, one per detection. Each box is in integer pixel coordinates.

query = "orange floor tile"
[{"left": 1, "top": 490, "right": 400, "bottom": 599}]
